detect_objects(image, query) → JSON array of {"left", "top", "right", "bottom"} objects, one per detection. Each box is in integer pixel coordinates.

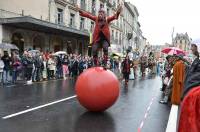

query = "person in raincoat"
[{"left": 121, "top": 55, "right": 131, "bottom": 87}]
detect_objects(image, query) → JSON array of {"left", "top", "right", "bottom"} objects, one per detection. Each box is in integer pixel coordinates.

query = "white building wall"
[{"left": 0, "top": 0, "right": 49, "bottom": 20}]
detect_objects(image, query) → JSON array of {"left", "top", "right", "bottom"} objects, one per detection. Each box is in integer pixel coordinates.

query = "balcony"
[
  {"left": 69, "top": 0, "right": 77, "bottom": 5},
  {"left": 55, "top": 0, "right": 68, "bottom": 6},
  {"left": 80, "top": 28, "right": 88, "bottom": 33},
  {"left": 56, "top": 20, "right": 65, "bottom": 25},
  {"left": 69, "top": 24, "right": 76, "bottom": 29}
]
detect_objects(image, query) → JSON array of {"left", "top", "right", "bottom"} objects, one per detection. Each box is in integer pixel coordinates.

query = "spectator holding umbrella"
[{"left": 2, "top": 51, "right": 12, "bottom": 84}]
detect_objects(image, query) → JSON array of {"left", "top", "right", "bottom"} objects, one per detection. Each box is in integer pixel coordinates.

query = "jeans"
[
  {"left": 12, "top": 70, "right": 18, "bottom": 83},
  {"left": 0, "top": 72, "right": 3, "bottom": 83},
  {"left": 56, "top": 66, "right": 63, "bottom": 78},
  {"left": 26, "top": 68, "right": 33, "bottom": 81},
  {"left": 3, "top": 70, "right": 10, "bottom": 83},
  {"left": 33, "top": 68, "right": 42, "bottom": 81}
]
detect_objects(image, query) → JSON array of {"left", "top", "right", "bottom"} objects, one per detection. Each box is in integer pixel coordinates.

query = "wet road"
[{"left": 0, "top": 74, "right": 170, "bottom": 132}]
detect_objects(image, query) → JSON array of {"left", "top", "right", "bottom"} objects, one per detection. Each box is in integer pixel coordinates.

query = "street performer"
[{"left": 76, "top": 4, "right": 122, "bottom": 68}]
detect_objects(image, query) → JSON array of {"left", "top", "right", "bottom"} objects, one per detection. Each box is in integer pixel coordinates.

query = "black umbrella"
[
  {"left": 28, "top": 50, "right": 40, "bottom": 56},
  {"left": 0, "top": 43, "right": 19, "bottom": 50}
]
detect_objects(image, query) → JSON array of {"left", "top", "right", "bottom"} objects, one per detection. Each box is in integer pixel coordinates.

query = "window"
[
  {"left": 107, "top": 8, "right": 110, "bottom": 16},
  {"left": 81, "top": 0, "right": 86, "bottom": 10},
  {"left": 100, "top": 3, "right": 104, "bottom": 9},
  {"left": 70, "top": 13, "right": 75, "bottom": 27},
  {"left": 119, "top": 33, "right": 122, "bottom": 44},
  {"left": 57, "top": 8, "right": 63, "bottom": 24},
  {"left": 116, "top": 32, "right": 118, "bottom": 42},
  {"left": 112, "top": 30, "right": 114, "bottom": 39},
  {"left": 91, "top": 21, "right": 94, "bottom": 32},
  {"left": 80, "top": 17, "right": 85, "bottom": 30},
  {"left": 92, "top": 0, "right": 96, "bottom": 15}
]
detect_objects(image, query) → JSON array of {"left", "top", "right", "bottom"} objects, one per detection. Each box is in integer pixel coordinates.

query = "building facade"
[
  {"left": 123, "top": 2, "right": 146, "bottom": 59},
  {"left": 0, "top": 0, "right": 143, "bottom": 56},
  {"left": 0, "top": 0, "right": 91, "bottom": 55},
  {"left": 173, "top": 33, "right": 191, "bottom": 52}
]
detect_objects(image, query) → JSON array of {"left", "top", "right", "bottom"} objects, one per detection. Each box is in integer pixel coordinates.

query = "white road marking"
[
  {"left": 147, "top": 106, "right": 151, "bottom": 111},
  {"left": 166, "top": 105, "right": 179, "bottom": 132},
  {"left": 144, "top": 113, "right": 148, "bottom": 119},
  {"left": 2, "top": 95, "right": 77, "bottom": 119},
  {"left": 140, "top": 121, "right": 144, "bottom": 128}
]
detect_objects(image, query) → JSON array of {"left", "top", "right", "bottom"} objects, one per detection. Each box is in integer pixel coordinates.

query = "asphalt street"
[{"left": 0, "top": 73, "right": 170, "bottom": 132}]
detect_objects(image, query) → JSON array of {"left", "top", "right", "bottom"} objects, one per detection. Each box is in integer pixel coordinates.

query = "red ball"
[{"left": 75, "top": 67, "right": 120, "bottom": 112}]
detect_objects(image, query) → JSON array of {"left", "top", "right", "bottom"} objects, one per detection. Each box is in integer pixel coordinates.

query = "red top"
[
  {"left": 79, "top": 10, "right": 120, "bottom": 45},
  {"left": 178, "top": 86, "right": 200, "bottom": 132}
]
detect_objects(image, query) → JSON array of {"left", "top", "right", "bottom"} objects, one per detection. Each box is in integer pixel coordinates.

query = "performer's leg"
[
  {"left": 102, "top": 41, "right": 109, "bottom": 66},
  {"left": 92, "top": 44, "right": 99, "bottom": 66}
]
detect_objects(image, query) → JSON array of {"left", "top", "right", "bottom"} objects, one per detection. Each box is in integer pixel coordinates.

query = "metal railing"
[
  {"left": 69, "top": 24, "right": 77, "bottom": 29},
  {"left": 69, "top": 0, "right": 77, "bottom": 5}
]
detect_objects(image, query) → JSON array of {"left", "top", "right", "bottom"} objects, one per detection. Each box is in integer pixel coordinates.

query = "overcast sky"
[{"left": 127, "top": 0, "right": 200, "bottom": 45}]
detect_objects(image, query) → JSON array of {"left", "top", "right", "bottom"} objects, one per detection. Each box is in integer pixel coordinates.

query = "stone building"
[
  {"left": 173, "top": 32, "right": 191, "bottom": 52},
  {"left": 0, "top": 0, "right": 91, "bottom": 55},
  {"left": 0, "top": 0, "right": 143, "bottom": 56}
]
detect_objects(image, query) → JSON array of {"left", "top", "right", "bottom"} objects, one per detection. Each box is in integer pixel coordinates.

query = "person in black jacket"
[
  {"left": 2, "top": 51, "right": 11, "bottom": 84},
  {"left": 182, "top": 44, "right": 200, "bottom": 99},
  {"left": 78, "top": 57, "right": 86, "bottom": 74},
  {"left": 56, "top": 56, "right": 63, "bottom": 79},
  {"left": 23, "top": 53, "right": 34, "bottom": 81},
  {"left": 71, "top": 56, "right": 79, "bottom": 78}
]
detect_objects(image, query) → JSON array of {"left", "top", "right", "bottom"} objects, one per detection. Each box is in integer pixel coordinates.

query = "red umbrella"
[{"left": 161, "top": 47, "right": 186, "bottom": 55}]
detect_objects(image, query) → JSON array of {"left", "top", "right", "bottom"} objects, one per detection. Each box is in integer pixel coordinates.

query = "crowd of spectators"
[{"left": 0, "top": 49, "right": 121, "bottom": 85}]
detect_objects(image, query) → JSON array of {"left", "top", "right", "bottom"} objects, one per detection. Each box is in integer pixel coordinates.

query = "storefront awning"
[{"left": 0, "top": 16, "right": 89, "bottom": 39}]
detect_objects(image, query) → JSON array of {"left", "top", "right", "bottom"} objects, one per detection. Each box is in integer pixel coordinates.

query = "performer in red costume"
[{"left": 76, "top": 4, "right": 122, "bottom": 67}]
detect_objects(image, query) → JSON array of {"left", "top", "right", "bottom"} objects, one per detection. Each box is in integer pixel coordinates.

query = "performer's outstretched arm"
[
  {"left": 76, "top": 5, "right": 96, "bottom": 21},
  {"left": 107, "top": 4, "right": 122, "bottom": 23}
]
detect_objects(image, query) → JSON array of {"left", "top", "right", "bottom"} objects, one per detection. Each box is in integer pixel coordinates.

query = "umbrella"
[
  {"left": 0, "top": 43, "right": 19, "bottom": 50},
  {"left": 113, "top": 56, "right": 119, "bottom": 59},
  {"left": 54, "top": 51, "right": 67, "bottom": 55},
  {"left": 161, "top": 47, "right": 186, "bottom": 55},
  {"left": 112, "top": 52, "right": 123, "bottom": 57},
  {"left": 192, "top": 39, "right": 200, "bottom": 51},
  {"left": 28, "top": 50, "right": 40, "bottom": 56}
]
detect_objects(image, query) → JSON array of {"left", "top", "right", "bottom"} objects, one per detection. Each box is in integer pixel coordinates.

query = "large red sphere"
[{"left": 75, "top": 67, "right": 120, "bottom": 112}]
